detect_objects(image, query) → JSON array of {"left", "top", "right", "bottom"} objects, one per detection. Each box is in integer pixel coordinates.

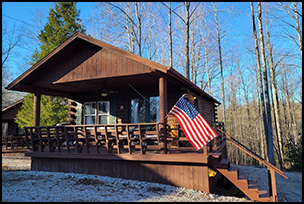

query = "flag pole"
[
  {"left": 164, "top": 113, "right": 170, "bottom": 119},
  {"left": 164, "top": 94, "right": 187, "bottom": 120}
]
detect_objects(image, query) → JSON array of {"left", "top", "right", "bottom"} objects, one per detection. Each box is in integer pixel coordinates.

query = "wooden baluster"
[
  {"left": 38, "top": 127, "right": 43, "bottom": 152},
  {"left": 24, "top": 128, "right": 30, "bottom": 149},
  {"left": 138, "top": 125, "right": 143, "bottom": 154},
  {"left": 73, "top": 126, "right": 80, "bottom": 153},
  {"left": 47, "top": 127, "right": 51, "bottom": 152},
  {"left": 213, "top": 137, "right": 217, "bottom": 151},
  {"left": 208, "top": 141, "right": 212, "bottom": 153},
  {"left": 156, "top": 123, "right": 160, "bottom": 143},
  {"left": 29, "top": 128, "right": 36, "bottom": 152},
  {"left": 203, "top": 145, "right": 207, "bottom": 156},
  {"left": 104, "top": 126, "right": 111, "bottom": 153},
  {"left": 115, "top": 125, "right": 120, "bottom": 154},
  {"left": 94, "top": 125, "right": 99, "bottom": 154},
  {"left": 64, "top": 127, "right": 70, "bottom": 153},
  {"left": 83, "top": 126, "right": 89, "bottom": 153},
  {"left": 126, "top": 125, "right": 132, "bottom": 154},
  {"left": 55, "top": 126, "right": 61, "bottom": 153}
]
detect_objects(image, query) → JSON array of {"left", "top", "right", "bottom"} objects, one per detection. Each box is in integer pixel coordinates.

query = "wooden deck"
[
  {"left": 2, "top": 148, "right": 31, "bottom": 157},
  {"left": 21, "top": 122, "right": 226, "bottom": 193},
  {"left": 8, "top": 122, "right": 285, "bottom": 201}
]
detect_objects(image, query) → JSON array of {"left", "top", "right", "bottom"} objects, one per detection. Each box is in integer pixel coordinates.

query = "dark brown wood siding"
[
  {"left": 187, "top": 90, "right": 215, "bottom": 123},
  {"left": 31, "top": 157, "right": 210, "bottom": 192},
  {"left": 166, "top": 88, "right": 215, "bottom": 124},
  {"left": 34, "top": 45, "right": 154, "bottom": 86}
]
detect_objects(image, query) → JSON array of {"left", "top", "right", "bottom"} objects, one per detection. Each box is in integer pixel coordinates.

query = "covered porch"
[{"left": 6, "top": 32, "right": 222, "bottom": 156}]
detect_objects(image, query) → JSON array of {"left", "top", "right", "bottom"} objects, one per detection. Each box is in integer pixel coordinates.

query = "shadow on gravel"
[{"left": 214, "top": 176, "right": 247, "bottom": 198}]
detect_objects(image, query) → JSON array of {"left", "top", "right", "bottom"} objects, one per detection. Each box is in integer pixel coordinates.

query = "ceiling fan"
[{"left": 100, "top": 88, "right": 119, "bottom": 97}]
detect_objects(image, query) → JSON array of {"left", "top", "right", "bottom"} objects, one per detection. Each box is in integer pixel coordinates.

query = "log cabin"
[
  {"left": 5, "top": 32, "right": 285, "bottom": 201},
  {"left": 2, "top": 98, "right": 27, "bottom": 150}
]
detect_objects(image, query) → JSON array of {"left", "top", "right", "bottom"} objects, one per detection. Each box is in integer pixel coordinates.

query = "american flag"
[{"left": 168, "top": 96, "right": 217, "bottom": 150}]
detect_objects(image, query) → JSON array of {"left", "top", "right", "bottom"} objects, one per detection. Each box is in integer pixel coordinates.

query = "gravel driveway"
[{"left": 2, "top": 156, "right": 302, "bottom": 202}]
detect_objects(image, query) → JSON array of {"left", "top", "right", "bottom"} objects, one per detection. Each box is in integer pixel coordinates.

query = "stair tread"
[
  {"left": 238, "top": 172, "right": 247, "bottom": 180},
  {"left": 248, "top": 180, "right": 258, "bottom": 189},
  {"left": 216, "top": 158, "right": 230, "bottom": 169},
  {"left": 219, "top": 158, "right": 229, "bottom": 164},
  {"left": 259, "top": 190, "right": 269, "bottom": 198},
  {"left": 228, "top": 166, "right": 239, "bottom": 172},
  {"left": 209, "top": 152, "right": 222, "bottom": 158}
]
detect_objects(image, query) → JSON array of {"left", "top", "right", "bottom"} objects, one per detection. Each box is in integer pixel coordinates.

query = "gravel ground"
[{"left": 2, "top": 156, "right": 302, "bottom": 202}]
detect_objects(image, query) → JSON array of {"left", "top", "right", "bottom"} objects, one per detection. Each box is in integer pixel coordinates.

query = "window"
[
  {"left": 150, "top": 96, "right": 159, "bottom": 122},
  {"left": 130, "top": 96, "right": 160, "bottom": 123},
  {"left": 97, "top": 101, "right": 110, "bottom": 124},
  {"left": 83, "top": 101, "right": 110, "bottom": 125},
  {"left": 84, "top": 102, "right": 96, "bottom": 125},
  {"left": 131, "top": 98, "right": 146, "bottom": 123}
]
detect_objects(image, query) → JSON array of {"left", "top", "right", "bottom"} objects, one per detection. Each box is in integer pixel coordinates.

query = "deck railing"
[
  {"left": 215, "top": 127, "right": 288, "bottom": 202},
  {"left": 23, "top": 122, "right": 226, "bottom": 155}
]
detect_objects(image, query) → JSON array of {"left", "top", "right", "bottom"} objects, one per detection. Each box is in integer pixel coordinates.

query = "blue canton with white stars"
[{"left": 175, "top": 97, "right": 199, "bottom": 120}]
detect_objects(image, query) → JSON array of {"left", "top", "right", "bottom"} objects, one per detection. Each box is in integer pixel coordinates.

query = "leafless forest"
[{"left": 2, "top": 2, "right": 302, "bottom": 169}]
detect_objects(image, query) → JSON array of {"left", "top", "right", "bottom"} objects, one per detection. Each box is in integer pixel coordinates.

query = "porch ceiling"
[{"left": 41, "top": 71, "right": 164, "bottom": 97}]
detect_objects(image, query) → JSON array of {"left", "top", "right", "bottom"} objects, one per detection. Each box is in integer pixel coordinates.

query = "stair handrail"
[{"left": 215, "top": 127, "right": 288, "bottom": 180}]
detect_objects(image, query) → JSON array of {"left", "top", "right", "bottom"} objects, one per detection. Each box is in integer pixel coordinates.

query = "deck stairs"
[{"left": 209, "top": 152, "right": 271, "bottom": 202}]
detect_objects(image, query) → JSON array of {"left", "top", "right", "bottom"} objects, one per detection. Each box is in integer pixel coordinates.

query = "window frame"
[
  {"left": 83, "top": 101, "right": 111, "bottom": 125},
  {"left": 97, "top": 101, "right": 110, "bottom": 124},
  {"left": 83, "top": 102, "right": 97, "bottom": 125}
]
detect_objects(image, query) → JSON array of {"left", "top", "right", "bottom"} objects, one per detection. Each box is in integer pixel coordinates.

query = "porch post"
[
  {"left": 33, "top": 92, "right": 41, "bottom": 126},
  {"left": 159, "top": 76, "right": 167, "bottom": 154}
]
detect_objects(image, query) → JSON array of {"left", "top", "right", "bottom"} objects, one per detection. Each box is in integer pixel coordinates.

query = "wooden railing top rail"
[
  {"left": 215, "top": 127, "right": 288, "bottom": 179},
  {"left": 25, "top": 122, "right": 161, "bottom": 128}
]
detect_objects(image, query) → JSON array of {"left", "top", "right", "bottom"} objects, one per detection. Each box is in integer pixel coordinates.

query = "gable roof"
[
  {"left": 6, "top": 32, "right": 220, "bottom": 104},
  {"left": 2, "top": 98, "right": 24, "bottom": 121},
  {"left": 2, "top": 98, "right": 24, "bottom": 112}
]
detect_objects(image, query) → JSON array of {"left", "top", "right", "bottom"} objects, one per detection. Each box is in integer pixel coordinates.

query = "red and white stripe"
[{"left": 169, "top": 106, "right": 217, "bottom": 150}]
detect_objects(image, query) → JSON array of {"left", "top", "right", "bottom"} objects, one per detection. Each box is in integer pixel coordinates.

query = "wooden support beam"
[
  {"left": 33, "top": 92, "right": 41, "bottom": 126},
  {"left": 159, "top": 76, "right": 168, "bottom": 154},
  {"left": 268, "top": 168, "right": 277, "bottom": 201}
]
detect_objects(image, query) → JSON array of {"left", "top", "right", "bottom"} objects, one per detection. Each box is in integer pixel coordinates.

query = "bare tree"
[
  {"left": 212, "top": 2, "right": 226, "bottom": 125},
  {"left": 264, "top": 4, "right": 285, "bottom": 169},
  {"left": 161, "top": 2, "right": 202, "bottom": 80},
  {"left": 250, "top": 2, "right": 267, "bottom": 160},
  {"left": 95, "top": 2, "right": 150, "bottom": 57},
  {"left": 257, "top": 2, "right": 275, "bottom": 165},
  {"left": 169, "top": 2, "right": 173, "bottom": 67},
  {"left": 278, "top": 2, "right": 302, "bottom": 57},
  {"left": 2, "top": 22, "right": 23, "bottom": 107}
]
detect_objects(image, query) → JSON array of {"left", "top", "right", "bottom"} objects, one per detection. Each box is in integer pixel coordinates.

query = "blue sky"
[
  {"left": 2, "top": 2, "right": 95, "bottom": 23},
  {"left": 2, "top": 2, "right": 249, "bottom": 79},
  {"left": 2, "top": 2, "right": 96, "bottom": 78},
  {"left": 2, "top": 2, "right": 301, "bottom": 104}
]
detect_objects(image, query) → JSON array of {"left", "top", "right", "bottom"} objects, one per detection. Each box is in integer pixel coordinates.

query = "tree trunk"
[
  {"left": 169, "top": 2, "right": 173, "bottom": 67},
  {"left": 250, "top": 2, "right": 267, "bottom": 161},
  {"left": 293, "top": 2, "right": 302, "bottom": 57},
  {"left": 257, "top": 2, "right": 275, "bottom": 165},
  {"left": 204, "top": 44, "right": 212, "bottom": 94},
  {"left": 134, "top": 2, "right": 142, "bottom": 57},
  {"left": 185, "top": 2, "right": 190, "bottom": 80},
  {"left": 213, "top": 2, "right": 226, "bottom": 125},
  {"left": 264, "top": 6, "right": 284, "bottom": 169}
]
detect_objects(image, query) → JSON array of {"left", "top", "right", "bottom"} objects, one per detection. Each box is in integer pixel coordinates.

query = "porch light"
[{"left": 101, "top": 93, "right": 107, "bottom": 97}]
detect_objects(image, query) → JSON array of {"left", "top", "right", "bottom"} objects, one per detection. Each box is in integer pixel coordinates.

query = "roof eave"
[
  {"left": 6, "top": 32, "right": 102, "bottom": 91},
  {"left": 167, "top": 67, "right": 221, "bottom": 105}
]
